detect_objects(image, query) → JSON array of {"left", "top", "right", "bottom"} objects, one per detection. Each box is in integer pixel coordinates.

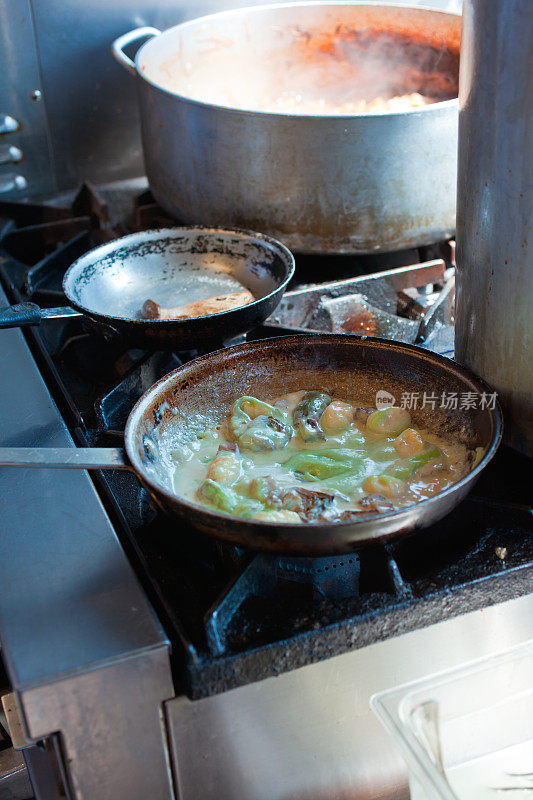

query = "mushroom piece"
[
  {"left": 142, "top": 290, "right": 254, "bottom": 320},
  {"left": 293, "top": 391, "right": 331, "bottom": 442}
]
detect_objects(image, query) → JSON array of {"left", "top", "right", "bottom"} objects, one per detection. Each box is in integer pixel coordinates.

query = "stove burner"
[
  {"left": 205, "top": 552, "right": 362, "bottom": 656},
  {"left": 277, "top": 554, "right": 360, "bottom": 600}
]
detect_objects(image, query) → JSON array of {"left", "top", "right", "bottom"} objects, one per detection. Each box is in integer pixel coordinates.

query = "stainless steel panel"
[
  {"left": 0, "top": 281, "right": 175, "bottom": 799},
  {"left": 23, "top": 741, "right": 68, "bottom": 800},
  {"left": 27, "top": 0, "right": 286, "bottom": 193},
  {"left": 0, "top": 0, "right": 54, "bottom": 196},
  {"left": 166, "top": 594, "right": 533, "bottom": 800},
  {"left": 20, "top": 649, "right": 175, "bottom": 800},
  {"left": 0, "top": 286, "right": 171, "bottom": 704},
  {"left": 0, "top": 281, "right": 168, "bottom": 688},
  {"left": 455, "top": 0, "right": 533, "bottom": 455}
]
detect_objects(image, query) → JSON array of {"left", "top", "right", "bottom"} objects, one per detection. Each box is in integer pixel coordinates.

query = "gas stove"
[{"left": 0, "top": 182, "right": 532, "bottom": 800}]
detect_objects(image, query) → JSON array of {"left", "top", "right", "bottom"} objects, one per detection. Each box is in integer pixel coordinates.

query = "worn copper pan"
[{"left": 0, "top": 336, "right": 502, "bottom": 554}]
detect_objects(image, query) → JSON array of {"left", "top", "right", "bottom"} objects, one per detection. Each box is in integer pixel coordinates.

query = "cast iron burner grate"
[
  {"left": 205, "top": 552, "right": 362, "bottom": 656},
  {"left": 0, "top": 185, "right": 531, "bottom": 699}
]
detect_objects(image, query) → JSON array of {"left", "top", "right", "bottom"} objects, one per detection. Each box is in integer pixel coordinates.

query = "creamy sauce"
[{"left": 172, "top": 392, "right": 473, "bottom": 523}]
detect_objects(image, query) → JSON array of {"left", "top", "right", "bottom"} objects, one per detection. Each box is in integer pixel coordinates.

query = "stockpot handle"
[
  {"left": 111, "top": 27, "right": 161, "bottom": 74},
  {"left": 0, "top": 447, "right": 132, "bottom": 470}
]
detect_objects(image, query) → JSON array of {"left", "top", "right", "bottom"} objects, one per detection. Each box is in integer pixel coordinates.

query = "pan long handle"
[
  {"left": 111, "top": 27, "right": 161, "bottom": 74},
  {"left": 0, "top": 302, "right": 82, "bottom": 329},
  {"left": 0, "top": 447, "right": 132, "bottom": 470}
]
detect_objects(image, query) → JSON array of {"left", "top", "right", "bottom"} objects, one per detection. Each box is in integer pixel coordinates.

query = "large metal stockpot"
[{"left": 112, "top": 3, "right": 461, "bottom": 254}]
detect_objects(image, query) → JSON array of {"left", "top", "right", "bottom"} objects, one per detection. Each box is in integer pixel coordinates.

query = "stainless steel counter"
[{"left": 0, "top": 281, "right": 174, "bottom": 799}]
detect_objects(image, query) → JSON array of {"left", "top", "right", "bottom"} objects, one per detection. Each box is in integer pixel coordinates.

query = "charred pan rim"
[
  {"left": 62, "top": 226, "right": 295, "bottom": 324},
  {"left": 124, "top": 334, "right": 504, "bottom": 530},
  {"left": 134, "top": 1, "right": 460, "bottom": 120}
]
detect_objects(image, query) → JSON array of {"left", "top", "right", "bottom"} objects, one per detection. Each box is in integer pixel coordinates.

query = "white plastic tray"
[{"left": 371, "top": 641, "right": 533, "bottom": 800}]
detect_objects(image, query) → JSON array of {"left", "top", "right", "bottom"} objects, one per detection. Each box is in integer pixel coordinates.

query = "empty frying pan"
[
  {"left": 0, "top": 227, "right": 295, "bottom": 348},
  {"left": 0, "top": 335, "right": 502, "bottom": 555}
]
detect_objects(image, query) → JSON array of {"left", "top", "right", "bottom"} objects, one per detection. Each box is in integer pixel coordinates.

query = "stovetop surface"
[{"left": 0, "top": 183, "right": 531, "bottom": 698}]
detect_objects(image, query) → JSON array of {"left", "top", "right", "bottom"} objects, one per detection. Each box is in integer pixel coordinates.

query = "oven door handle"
[
  {"left": 111, "top": 27, "right": 161, "bottom": 74},
  {"left": 0, "top": 447, "right": 132, "bottom": 470}
]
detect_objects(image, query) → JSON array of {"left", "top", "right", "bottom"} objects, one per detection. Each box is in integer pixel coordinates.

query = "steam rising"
[{"left": 155, "top": 22, "right": 459, "bottom": 115}]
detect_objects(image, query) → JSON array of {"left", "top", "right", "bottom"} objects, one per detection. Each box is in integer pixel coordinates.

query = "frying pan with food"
[
  {"left": 0, "top": 336, "right": 502, "bottom": 555},
  {"left": 0, "top": 227, "right": 295, "bottom": 348}
]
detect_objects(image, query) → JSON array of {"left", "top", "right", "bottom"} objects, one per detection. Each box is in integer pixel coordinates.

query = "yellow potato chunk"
[
  {"left": 320, "top": 400, "right": 354, "bottom": 432},
  {"left": 205, "top": 454, "right": 241, "bottom": 485},
  {"left": 362, "top": 475, "right": 405, "bottom": 498},
  {"left": 252, "top": 509, "right": 302, "bottom": 523},
  {"left": 393, "top": 428, "right": 426, "bottom": 458},
  {"left": 366, "top": 407, "right": 411, "bottom": 436}
]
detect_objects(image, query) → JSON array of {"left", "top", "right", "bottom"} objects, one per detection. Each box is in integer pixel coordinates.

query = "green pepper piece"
[
  {"left": 230, "top": 396, "right": 286, "bottom": 436},
  {"left": 314, "top": 448, "right": 366, "bottom": 461},
  {"left": 233, "top": 498, "right": 265, "bottom": 519},
  {"left": 293, "top": 391, "right": 331, "bottom": 442},
  {"left": 385, "top": 445, "right": 441, "bottom": 480},
  {"left": 237, "top": 415, "right": 292, "bottom": 452},
  {"left": 229, "top": 396, "right": 293, "bottom": 452},
  {"left": 310, "top": 426, "right": 366, "bottom": 451},
  {"left": 285, "top": 448, "right": 359, "bottom": 481},
  {"left": 197, "top": 479, "right": 238, "bottom": 512},
  {"left": 322, "top": 458, "right": 369, "bottom": 494},
  {"left": 366, "top": 407, "right": 411, "bottom": 437},
  {"left": 339, "top": 427, "right": 366, "bottom": 448},
  {"left": 366, "top": 440, "right": 397, "bottom": 462}
]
